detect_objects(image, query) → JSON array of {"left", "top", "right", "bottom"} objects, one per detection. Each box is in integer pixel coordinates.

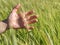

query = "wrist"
[{"left": 0, "top": 21, "right": 8, "bottom": 33}]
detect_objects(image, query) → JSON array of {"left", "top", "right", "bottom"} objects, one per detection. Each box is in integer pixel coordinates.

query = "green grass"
[{"left": 0, "top": 0, "right": 60, "bottom": 45}]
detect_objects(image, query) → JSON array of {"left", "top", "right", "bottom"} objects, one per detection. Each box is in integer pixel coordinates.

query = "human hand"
[{"left": 8, "top": 4, "right": 38, "bottom": 30}]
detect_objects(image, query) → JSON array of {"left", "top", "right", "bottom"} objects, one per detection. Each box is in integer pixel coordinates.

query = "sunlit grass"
[{"left": 0, "top": 0, "right": 60, "bottom": 45}]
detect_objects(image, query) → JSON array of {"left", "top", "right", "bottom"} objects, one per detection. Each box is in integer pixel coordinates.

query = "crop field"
[{"left": 0, "top": 0, "right": 60, "bottom": 45}]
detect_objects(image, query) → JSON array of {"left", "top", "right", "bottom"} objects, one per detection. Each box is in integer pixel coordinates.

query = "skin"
[{"left": 0, "top": 4, "right": 38, "bottom": 33}]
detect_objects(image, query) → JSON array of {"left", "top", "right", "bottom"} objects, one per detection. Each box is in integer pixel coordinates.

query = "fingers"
[
  {"left": 25, "top": 10, "right": 34, "bottom": 16},
  {"left": 29, "top": 26, "right": 34, "bottom": 29},
  {"left": 28, "top": 19, "right": 38, "bottom": 24},
  {"left": 25, "top": 26, "right": 34, "bottom": 30},
  {"left": 27, "top": 15, "right": 38, "bottom": 21},
  {"left": 12, "top": 4, "right": 21, "bottom": 12}
]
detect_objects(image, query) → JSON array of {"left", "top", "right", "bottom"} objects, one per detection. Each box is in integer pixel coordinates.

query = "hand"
[{"left": 8, "top": 4, "right": 38, "bottom": 30}]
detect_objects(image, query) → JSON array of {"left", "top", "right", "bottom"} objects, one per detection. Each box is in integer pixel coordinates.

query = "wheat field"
[{"left": 0, "top": 0, "right": 60, "bottom": 45}]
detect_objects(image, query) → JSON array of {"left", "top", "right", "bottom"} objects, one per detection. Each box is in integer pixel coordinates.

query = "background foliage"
[{"left": 0, "top": 0, "right": 60, "bottom": 45}]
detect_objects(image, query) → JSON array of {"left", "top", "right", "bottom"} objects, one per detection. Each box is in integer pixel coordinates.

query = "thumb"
[{"left": 12, "top": 4, "right": 21, "bottom": 12}]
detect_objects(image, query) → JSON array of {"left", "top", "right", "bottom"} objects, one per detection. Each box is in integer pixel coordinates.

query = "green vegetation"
[{"left": 0, "top": 0, "right": 60, "bottom": 45}]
